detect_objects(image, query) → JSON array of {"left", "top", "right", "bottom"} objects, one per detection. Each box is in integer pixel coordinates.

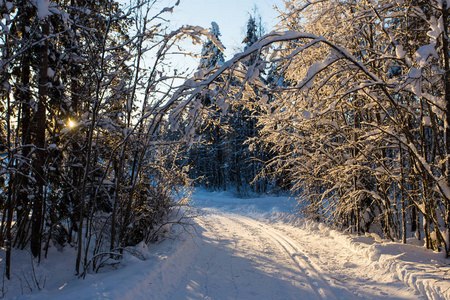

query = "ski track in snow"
[{"left": 225, "top": 214, "right": 353, "bottom": 300}]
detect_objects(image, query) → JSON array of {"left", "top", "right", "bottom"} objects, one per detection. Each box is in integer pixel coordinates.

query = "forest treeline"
[{"left": 0, "top": 0, "right": 449, "bottom": 283}]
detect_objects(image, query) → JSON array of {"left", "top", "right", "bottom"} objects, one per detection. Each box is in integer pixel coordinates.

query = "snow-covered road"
[
  {"left": 11, "top": 190, "right": 448, "bottom": 300},
  {"left": 171, "top": 211, "right": 355, "bottom": 299},
  {"left": 166, "top": 209, "right": 423, "bottom": 300}
]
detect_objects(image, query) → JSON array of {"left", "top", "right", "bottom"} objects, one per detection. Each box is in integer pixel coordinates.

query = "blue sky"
[{"left": 169, "top": 0, "right": 285, "bottom": 60}]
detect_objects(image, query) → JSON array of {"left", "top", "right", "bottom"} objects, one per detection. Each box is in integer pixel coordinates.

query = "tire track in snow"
[
  {"left": 198, "top": 211, "right": 311, "bottom": 299},
  {"left": 227, "top": 214, "right": 356, "bottom": 300},
  {"left": 227, "top": 215, "right": 331, "bottom": 299}
]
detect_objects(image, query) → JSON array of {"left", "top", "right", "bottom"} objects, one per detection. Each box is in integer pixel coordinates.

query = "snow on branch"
[{"left": 161, "top": 30, "right": 392, "bottom": 126}]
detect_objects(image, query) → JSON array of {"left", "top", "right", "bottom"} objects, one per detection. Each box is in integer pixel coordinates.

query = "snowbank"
[{"left": 265, "top": 213, "right": 450, "bottom": 300}]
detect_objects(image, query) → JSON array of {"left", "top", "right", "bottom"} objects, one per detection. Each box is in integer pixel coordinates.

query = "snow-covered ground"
[{"left": 2, "top": 189, "right": 450, "bottom": 299}]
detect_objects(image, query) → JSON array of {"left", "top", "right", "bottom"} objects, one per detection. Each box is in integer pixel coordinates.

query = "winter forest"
[{"left": 1, "top": 0, "right": 450, "bottom": 298}]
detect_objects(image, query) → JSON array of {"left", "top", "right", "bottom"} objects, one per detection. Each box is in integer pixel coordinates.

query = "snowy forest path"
[
  {"left": 20, "top": 192, "right": 434, "bottom": 300},
  {"left": 167, "top": 206, "right": 424, "bottom": 300}
]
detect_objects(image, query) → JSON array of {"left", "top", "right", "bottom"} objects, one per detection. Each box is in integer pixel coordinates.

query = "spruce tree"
[
  {"left": 227, "top": 11, "right": 267, "bottom": 195},
  {"left": 189, "top": 22, "right": 227, "bottom": 190}
]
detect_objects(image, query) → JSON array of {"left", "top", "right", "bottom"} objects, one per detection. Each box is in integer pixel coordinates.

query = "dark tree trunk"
[
  {"left": 15, "top": 24, "right": 32, "bottom": 249},
  {"left": 442, "top": 0, "right": 450, "bottom": 257},
  {"left": 31, "top": 20, "right": 49, "bottom": 259}
]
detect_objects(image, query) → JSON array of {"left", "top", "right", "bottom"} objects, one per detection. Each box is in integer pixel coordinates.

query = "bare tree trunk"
[
  {"left": 0, "top": 5, "right": 13, "bottom": 277},
  {"left": 15, "top": 16, "right": 33, "bottom": 249},
  {"left": 5, "top": 91, "right": 14, "bottom": 279},
  {"left": 16, "top": 61, "right": 31, "bottom": 241},
  {"left": 442, "top": 0, "right": 450, "bottom": 257},
  {"left": 76, "top": 1, "right": 113, "bottom": 274},
  {"left": 31, "top": 20, "right": 49, "bottom": 260},
  {"left": 69, "top": 0, "right": 82, "bottom": 247},
  {"left": 5, "top": 183, "right": 13, "bottom": 279},
  {"left": 110, "top": 155, "right": 123, "bottom": 253},
  {"left": 399, "top": 142, "right": 407, "bottom": 244}
]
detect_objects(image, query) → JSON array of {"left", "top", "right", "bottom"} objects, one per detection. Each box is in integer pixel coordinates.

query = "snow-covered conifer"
[{"left": 199, "top": 22, "right": 225, "bottom": 70}]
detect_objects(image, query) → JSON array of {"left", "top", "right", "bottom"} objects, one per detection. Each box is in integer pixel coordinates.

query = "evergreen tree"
[
  {"left": 189, "top": 22, "right": 227, "bottom": 190},
  {"left": 199, "top": 22, "right": 225, "bottom": 70},
  {"left": 227, "top": 10, "right": 268, "bottom": 195}
]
